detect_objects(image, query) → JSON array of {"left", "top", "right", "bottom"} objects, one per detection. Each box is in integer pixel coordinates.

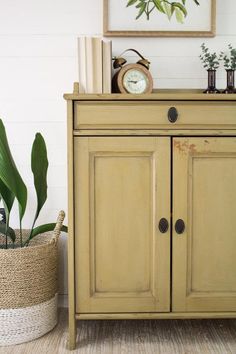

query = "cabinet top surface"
[{"left": 64, "top": 89, "right": 236, "bottom": 101}]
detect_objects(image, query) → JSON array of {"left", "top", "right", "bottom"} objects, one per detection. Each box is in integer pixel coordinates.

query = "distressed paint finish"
[{"left": 173, "top": 137, "right": 236, "bottom": 312}]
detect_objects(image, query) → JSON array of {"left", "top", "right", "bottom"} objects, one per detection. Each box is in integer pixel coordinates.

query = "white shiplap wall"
[{"left": 0, "top": 0, "right": 235, "bottom": 303}]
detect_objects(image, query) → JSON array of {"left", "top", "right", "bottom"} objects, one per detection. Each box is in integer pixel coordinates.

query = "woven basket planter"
[{"left": 0, "top": 211, "right": 65, "bottom": 346}]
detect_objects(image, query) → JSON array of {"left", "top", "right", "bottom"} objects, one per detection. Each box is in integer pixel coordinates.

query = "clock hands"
[
  {"left": 127, "top": 79, "right": 145, "bottom": 84},
  {"left": 128, "top": 80, "right": 138, "bottom": 84}
]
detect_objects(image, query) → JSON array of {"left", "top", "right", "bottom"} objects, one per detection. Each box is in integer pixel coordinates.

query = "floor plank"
[{"left": 0, "top": 309, "right": 235, "bottom": 353}]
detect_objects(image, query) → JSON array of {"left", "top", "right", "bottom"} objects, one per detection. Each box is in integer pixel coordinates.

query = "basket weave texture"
[
  {"left": 0, "top": 211, "right": 65, "bottom": 346},
  {"left": 0, "top": 211, "right": 65, "bottom": 310},
  {"left": 0, "top": 294, "right": 58, "bottom": 346}
]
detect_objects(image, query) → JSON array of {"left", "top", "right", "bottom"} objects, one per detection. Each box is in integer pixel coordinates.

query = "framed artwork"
[{"left": 103, "top": 0, "right": 216, "bottom": 37}]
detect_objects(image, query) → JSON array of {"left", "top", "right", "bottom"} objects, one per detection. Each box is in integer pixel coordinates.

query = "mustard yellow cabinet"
[{"left": 64, "top": 90, "right": 236, "bottom": 350}]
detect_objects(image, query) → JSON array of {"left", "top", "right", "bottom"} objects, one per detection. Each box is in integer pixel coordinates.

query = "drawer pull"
[
  {"left": 168, "top": 107, "right": 178, "bottom": 123},
  {"left": 175, "top": 219, "right": 185, "bottom": 234},
  {"left": 158, "top": 218, "right": 169, "bottom": 233}
]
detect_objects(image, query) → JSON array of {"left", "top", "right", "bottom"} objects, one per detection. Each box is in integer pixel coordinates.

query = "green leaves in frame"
[{"left": 126, "top": 0, "right": 200, "bottom": 23}]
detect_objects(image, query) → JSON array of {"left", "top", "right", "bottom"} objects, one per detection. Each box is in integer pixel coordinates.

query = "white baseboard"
[{"left": 58, "top": 294, "right": 68, "bottom": 308}]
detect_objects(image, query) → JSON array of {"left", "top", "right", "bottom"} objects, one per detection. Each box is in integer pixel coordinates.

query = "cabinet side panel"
[{"left": 67, "top": 100, "right": 76, "bottom": 349}]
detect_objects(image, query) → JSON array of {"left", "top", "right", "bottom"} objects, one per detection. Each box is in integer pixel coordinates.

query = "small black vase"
[
  {"left": 223, "top": 69, "right": 236, "bottom": 94},
  {"left": 203, "top": 69, "right": 220, "bottom": 94}
]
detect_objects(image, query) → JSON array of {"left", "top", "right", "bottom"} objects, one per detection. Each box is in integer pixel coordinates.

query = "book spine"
[
  {"left": 85, "top": 37, "right": 94, "bottom": 94},
  {"left": 102, "top": 40, "right": 112, "bottom": 94},
  {"left": 78, "top": 36, "right": 105, "bottom": 94},
  {"left": 77, "top": 37, "right": 86, "bottom": 93},
  {"left": 92, "top": 37, "right": 103, "bottom": 94}
]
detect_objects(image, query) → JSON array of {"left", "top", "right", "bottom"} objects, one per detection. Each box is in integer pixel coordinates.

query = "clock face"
[
  {"left": 123, "top": 69, "right": 149, "bottom": 94},
  {"left": 113, "top": 63, "right": 153, "bottom": 94}
]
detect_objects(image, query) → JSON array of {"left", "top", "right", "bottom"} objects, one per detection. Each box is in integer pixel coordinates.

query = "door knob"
[
  {"left": 175, "top": 219, "right": 185, "bottom": 234},
  {"left": 158, "top": 218, "right": 169, "bottom": 233}
]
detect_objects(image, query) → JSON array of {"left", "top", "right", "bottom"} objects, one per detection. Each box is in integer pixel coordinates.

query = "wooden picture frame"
[{"left": 103, "top": 0, "right": 216, "bottom": 37}]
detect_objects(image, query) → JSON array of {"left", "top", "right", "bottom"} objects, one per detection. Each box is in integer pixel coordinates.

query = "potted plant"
[
  {"left": 220, "top": 44, "right": 236, "bottom": 94},
  {"left": 199, "top": 43, "right": 220, "bottom": 94},
  {"left": 0, "top": 119, "right": 67, "bottom": 346}
]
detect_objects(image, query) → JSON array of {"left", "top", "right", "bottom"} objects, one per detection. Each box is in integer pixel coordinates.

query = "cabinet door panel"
[
  {"left": 173, "top": 138, "right": 236, "bottom": 312},
  {"left": 74, "top": 137, "right": 170, "bottom": 313}
]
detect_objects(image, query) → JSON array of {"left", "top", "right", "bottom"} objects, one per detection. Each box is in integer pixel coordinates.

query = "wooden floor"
[{"left": 0, "top": 308, "right": 236, "bottom": 353}]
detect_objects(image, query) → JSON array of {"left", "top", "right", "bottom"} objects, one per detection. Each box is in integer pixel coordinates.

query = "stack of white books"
[{"left": 78, "top": 36, "right": 112, "bottom": 94}]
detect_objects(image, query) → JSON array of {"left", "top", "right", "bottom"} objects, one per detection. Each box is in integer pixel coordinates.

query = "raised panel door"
[
  {"left": 173, "top": 137, "right": 236, "bottom": 312},
  {"left": 74, "top": 137, "right": 170, "bottom": 313}
]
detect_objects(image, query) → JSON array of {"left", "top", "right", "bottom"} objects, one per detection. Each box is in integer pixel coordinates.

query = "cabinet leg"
[{"left": 68, "top": 315, "right": 76, "bottom": 350}]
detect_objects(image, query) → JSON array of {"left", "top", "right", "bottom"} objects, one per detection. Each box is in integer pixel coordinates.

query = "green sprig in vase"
[
  {"left": 200, "top": 43, "right": 220, "bottom": 94},
  {"left": 220, "top": 45, "right": 236, "bottom": 94}
]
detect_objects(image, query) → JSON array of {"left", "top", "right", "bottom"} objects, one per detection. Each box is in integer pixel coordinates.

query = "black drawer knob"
[
  {"left": 158, "top": 218, "right": 169, "bottom": 234},
  {"left": 168, "top": 107, "right": 178, "bottom": 123},
  {"left": 175, "top": 219, "right": 185, "bottom": 234}
]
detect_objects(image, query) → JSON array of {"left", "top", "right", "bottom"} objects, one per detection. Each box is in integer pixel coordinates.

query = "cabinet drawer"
[{"left": 74, "top": 101, "right": 236, "bottom": 130}]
